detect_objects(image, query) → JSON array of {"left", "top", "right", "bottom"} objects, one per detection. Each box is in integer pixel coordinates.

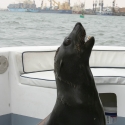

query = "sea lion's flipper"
[{"left": 38, "top": 114, "right": 50, "bottom": 125}]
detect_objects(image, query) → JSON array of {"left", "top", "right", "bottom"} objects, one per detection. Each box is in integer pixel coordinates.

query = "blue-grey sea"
[{"left": 0, "top": 11, "right": 125, "bottom": 47}]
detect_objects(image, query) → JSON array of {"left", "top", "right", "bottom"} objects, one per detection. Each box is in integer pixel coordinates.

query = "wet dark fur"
[{"left": 38, "top": 22, "right": 106, "bottom": 125}]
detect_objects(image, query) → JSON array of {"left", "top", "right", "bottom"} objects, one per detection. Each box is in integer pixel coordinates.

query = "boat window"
[{"left": 99, "top": 93, "right": 117, "bottom": 124}]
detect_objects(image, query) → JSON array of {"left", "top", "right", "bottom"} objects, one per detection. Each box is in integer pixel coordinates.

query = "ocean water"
[{"left": 0, "top": 11, "right": 125, "bottom": 47}]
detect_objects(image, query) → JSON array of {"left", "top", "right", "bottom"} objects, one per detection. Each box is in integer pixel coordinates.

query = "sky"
[{"left": 0, "top": 0, "right": 125, "bottom": 9}]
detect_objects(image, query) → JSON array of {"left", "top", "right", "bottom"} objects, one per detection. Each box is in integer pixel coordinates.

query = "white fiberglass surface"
[
  {"left": 21, "top": 71, "right": 55, "bottom": 80},
  {"left": 91, "top": 68, "right": 125, "bottom": 77},
  {"left": 21, "top": 68, "right": 125, "bottom": 81}
]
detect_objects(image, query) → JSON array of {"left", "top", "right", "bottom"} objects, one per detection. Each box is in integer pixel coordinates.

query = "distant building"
[
  {"left": 110, "top": 7, "right": 125, "bottom": 15},
  {"left": 85, "top": 9, "right": 95, "bottom": 15},
  {"left": 72, "top": 3, "right": 83, "bottom": 14},
  {"left": 114, "top": 6, "right": 119, "bottom": 12},
  {"left": 119, "top": 8, "right": 125, "bottom": 13},
  {"left": 118, "top": 8, "right": 125, "bottom": 16}
]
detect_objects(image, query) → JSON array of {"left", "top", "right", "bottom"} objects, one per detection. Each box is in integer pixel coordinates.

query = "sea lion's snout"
[
  {"left": 72, "top": 22, "right": 86, "bottom": 44},
  {"left": 75, "top": 22, "right": 85, "bottom": 33},
  {"left": 71, "top": 23, "right": 95, "bottom": 53}
]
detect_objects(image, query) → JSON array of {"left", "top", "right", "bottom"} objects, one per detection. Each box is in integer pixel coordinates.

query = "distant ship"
[
  {"left": 7, "top": 0, "right": 39, "bottom": 12},
  {"left": 7, "top": 0, "right": 72, "bottom": 14},
  {"left": 39, "top": 9, "right": 72, "bottom": 14},
  {"left": 96, "top": 7, "right": 113, "bottom": 15}
]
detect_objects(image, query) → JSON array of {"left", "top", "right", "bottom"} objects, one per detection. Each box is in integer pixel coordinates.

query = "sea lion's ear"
[{"left": 84, "top": 37, "right": 95, "bottom": 51}]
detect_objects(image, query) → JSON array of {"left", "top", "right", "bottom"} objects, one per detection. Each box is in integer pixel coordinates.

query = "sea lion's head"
[{"left": 54, "top": 22, "right": 95, "bottom": 87}]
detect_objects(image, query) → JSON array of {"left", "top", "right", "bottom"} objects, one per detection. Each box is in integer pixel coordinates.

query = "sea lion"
[{"left": 38, "top": 22, "right": 106, "bottom": 125}]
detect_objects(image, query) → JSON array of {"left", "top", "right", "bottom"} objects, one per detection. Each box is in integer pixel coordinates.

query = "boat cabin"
[{"left": 0, "top": 46, "right": 125, "bottom": 125}]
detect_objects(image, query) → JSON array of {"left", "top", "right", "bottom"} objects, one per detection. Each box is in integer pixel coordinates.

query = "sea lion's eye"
[{"left": 63, "top": 39, "right": 71, "bottom": 46}]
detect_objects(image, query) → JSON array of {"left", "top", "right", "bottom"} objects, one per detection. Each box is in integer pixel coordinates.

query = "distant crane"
[
  {"left": 95, "top": 0, "right": 97, "bottom": 11},
  {"left": 112, "top": 0, "right": 116, "bottom": 13},
  {"left": 93, "top": 0, "right": 95, "bottom": 11},
  {"left": 113, "top": 0, "right": 115, "bottom": 7},
  {"left": 50, "top": 0, "right": 52, "bottom": 9},
  {"left": 47, "top": 0, "right": 59, "bottom": 9},
  {"left": 52, "top": 0, "right": 59, "bottom": 6},
  {"left": 101, "top": 0, "right": 103, "bottom": 11},
  {"left": 69, "top": 0, "right": 70, "bottom": 6},
  {"left": 113, "top": 0, "right": 116, "bottom": 7},
  {"left": 99, "top": 0, "right": 103, "bottom": 13},
  {"left": 41, "top": 0, "right": 44, "bottom": 9}
]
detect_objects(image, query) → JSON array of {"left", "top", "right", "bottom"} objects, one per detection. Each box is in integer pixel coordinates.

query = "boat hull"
[
  {"left": 96, "top": 12, "right": 113, "bottom": 16},
  {"left": 40, "top": 9, "right": 72, "bottom": 14},
  {"left": 8, "top": 8, "right": 27, "bottom": 12},
  {"left": 8, "top": 8, "right": 39, "bottom": 13},
  {"left": 8, "top": 8, "right": 72, "bottom": 14}
]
